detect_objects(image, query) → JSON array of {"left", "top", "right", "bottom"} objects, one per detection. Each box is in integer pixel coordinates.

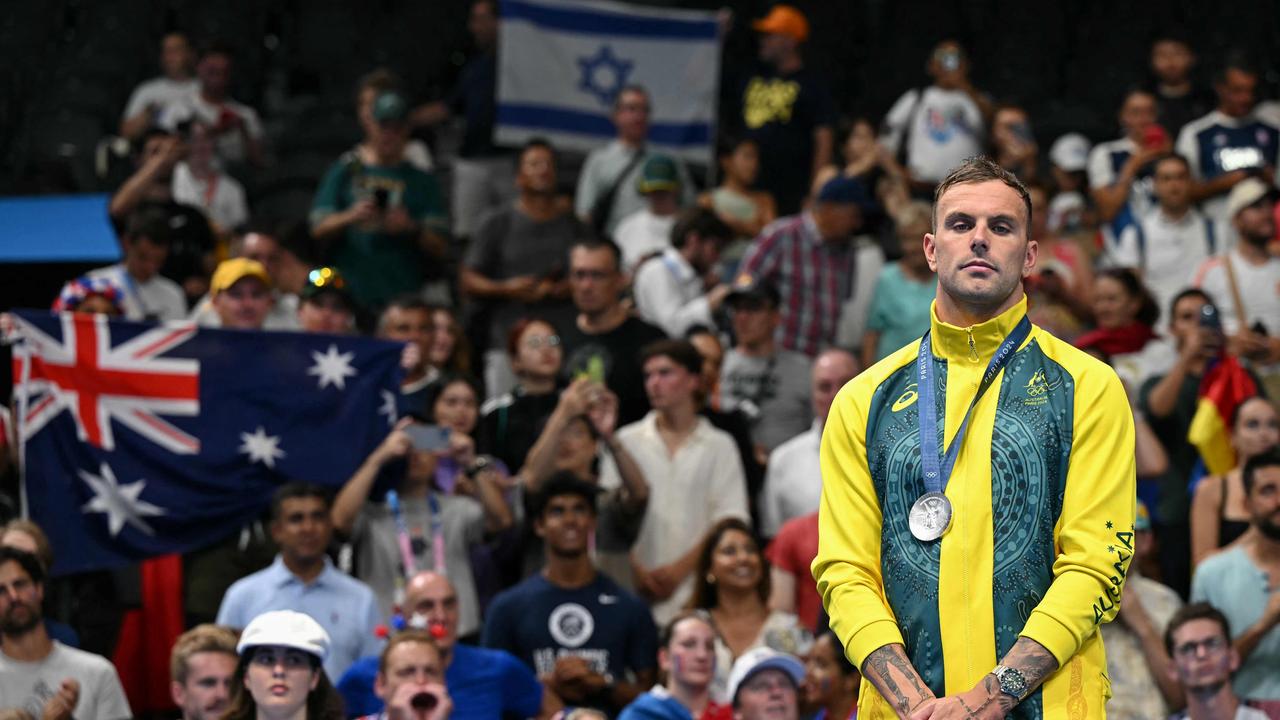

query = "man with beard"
[
  {"left": 1164, "top": 603, "right": 1268, "bottom": 720},
  {"left": 0, "top": 547, "right": 131, "bottom": 720},
  {"left": 632, "top": 207, "right": 732, "bottom": 338},
  {"left": 170, "top": 624, "right": 238, "bottom": 720},
  {"left": 1190, "top": 448, "right": 1280, "bottom": 714}
]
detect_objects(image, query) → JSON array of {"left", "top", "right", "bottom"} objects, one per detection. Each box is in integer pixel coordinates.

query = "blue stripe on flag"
[
  {"left": 497, "top": 103, "right": 711, "bottom": 145},
  {"left": 501, "top": 0, "right": 717, "bottom": 40}
]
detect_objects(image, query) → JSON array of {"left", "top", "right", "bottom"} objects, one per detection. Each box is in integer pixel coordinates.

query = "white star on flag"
[
  {"left": 379, "top": 390, "right": 398, "bottom": 427},
  {"left": 79, "top": 462, "right": 166, "bottom": 537},
  {"left": 239, "top": 426, "right": 286, "bottom": 468},
  {"left": 307, "top": 344, "right": 357, "bottom": 390}
]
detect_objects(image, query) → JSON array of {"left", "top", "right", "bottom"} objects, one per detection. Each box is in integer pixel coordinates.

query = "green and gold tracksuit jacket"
[{"left": 813, "top": 297, "right": 1136, "bottom": 719}]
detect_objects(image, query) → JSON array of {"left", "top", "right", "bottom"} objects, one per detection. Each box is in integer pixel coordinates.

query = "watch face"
[{"left": 999, "top": 668, "right": 1028, "bottom": 697}]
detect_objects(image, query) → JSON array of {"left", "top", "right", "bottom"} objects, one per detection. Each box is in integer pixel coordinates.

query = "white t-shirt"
[
  {"left": 158, "top": 89, "right": 264, "bottom": 165},
  {"left": 1114, "top": 207, "right": 1216, "bottom": 317},
  {"left": 633, "top": 248, "right": 712, "bottom": 337},
  {"left": 121, "top": 76, "right": 198, "bottom": 123},
  {"left": 759, "top": 422, "right": 821, "bottom": 538},
  {"left": 1088, "top": 136, "right": 1158, "bottom": 258},
  {"left": 1193, "top": 248, "right": 1280, "bottom": 336},
  {"left": 881, "top": 86, "right": 984, "bottom": 183},
  {"left": 86, "top": 263, "right": 187, "bottom": 322},
  {"left": 613, "top": 208, "right": 676, "bottom": 272},
  {"left": 0, "top": 642, "right": 132, "bottom": 720},
  {"left": 171, "top": 162, "right": 248, "bottom": 231}
]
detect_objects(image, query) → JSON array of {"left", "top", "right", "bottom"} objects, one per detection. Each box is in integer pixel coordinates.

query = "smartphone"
[
  {"left": 586, "top": 354, "right": 605, "bottom": 384},
  {"left": 373, "top": 187, "right": 390, "bottom": 210},
  {"left": 405, "top": 424, "right": 450, "bottom": 452},
  {"left": 1199, "top": 303, "right": 1221, "bottom": 331},
  {"left": 1142, "top": 124, "right": 1169, "bottom": 150}
]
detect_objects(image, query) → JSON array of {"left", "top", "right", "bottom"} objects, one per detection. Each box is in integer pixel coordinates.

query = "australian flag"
[{"left": 11, "top": 310, "right": 403, "bottom": 575}]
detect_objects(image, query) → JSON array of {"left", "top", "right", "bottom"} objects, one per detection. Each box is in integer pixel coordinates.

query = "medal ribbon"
[{"left": 917, "top": 315, "right": 1032, "bottom": 495}]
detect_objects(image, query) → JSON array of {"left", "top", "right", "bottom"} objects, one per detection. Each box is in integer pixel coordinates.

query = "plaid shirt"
[{"left": 738, "top": 213, "right": 854, "bottom": 356}]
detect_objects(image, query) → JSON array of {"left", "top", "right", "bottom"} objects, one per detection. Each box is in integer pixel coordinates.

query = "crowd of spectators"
[{"left": 4, "top": 2, "right": 1280, "bottom": 719}]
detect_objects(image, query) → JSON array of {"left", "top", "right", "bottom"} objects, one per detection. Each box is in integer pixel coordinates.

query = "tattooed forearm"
[
  {"left": 861, "top": 644, "right": 935, "bottom": 717},
  {"left": 1000, "top": 636, "right": 1060, "bottom": 696}
]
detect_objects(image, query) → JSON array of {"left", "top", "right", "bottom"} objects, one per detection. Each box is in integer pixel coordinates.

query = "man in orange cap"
[{"left": 735, "top": 4, "right": 834, "bottom": 216}]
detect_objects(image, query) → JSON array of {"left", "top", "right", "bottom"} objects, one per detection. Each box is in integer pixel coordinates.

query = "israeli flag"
[{"left": 496, "top": 0, "right": 720, "bottom": 164}]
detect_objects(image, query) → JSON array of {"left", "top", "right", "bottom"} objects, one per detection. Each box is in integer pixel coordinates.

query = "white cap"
[
  {"left": 236, "top": 610, "right": 331, "bottom": 663},
  {"left": 726, "top": 647, "right": 805, "bottom": 705},
  {"left": 1225, "top": 177, "right": 1275, "bottom": 220},
  {"left": 1049, "top": 133, "right": 1091, "bottom": 172}
]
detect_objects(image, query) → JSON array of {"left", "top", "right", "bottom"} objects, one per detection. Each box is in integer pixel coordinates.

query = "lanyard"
[
  {"left": 386, "top": 490, "right": 446, "bottom": 581},
  {"left": 917, "top": 316, "right": 1031, "bottom": 495}
]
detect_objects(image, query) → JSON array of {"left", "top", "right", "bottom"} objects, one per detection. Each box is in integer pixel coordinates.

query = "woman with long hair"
[
  {"left": 223, "top": 610, "right": 344, "bottom": 720},
  {"left": 618, "top": 611, "right": 730, "bottom": 720},
  {"left": 1075, "top": 267, "right": 1162, "bottom": 388}
]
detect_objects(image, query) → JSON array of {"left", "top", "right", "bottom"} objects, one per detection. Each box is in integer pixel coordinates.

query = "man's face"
[
  {"left": 1169, "top": 618, "right": 1236, "bottom": 691},
  {"left": 468, "top": 0, "right": 498, "bottom": 50},
  {"left": 173, "top": 651, "right": 237, "bottom": 720},
  {"left": 1151, "top": 40, "right": 1193, "bottom": 85},
  {"left": 0, "top": 560, "right": 42, "bottom": 636},
  {"left": 535, "top": 494, "right": 595, "bottom": 558},
  {"left": 271, "top": 497, "right": 332, "bottom": 566},
  {"left": 612, "top": 90, "right": 650, "bottom": 145},
  {"left": 730, "top": 301, "right": 779, "bottom": 349},
  {"left": 812, "top": 202, "right": 861, "bottom": 241},
  {"left": 686, "top": 234, "right": 725, "bottom": 275},
  {"left": 298, "top": 294, "right": 353, "bottom": 335},
  {"left": 1246, "top": 465, "right": 1280, "bottom": 540},
  {"left": 376, "top": 641, "right": 445, "bottom": 703},
  {"left": 380, "top": 307, "right": 432, "bottom": 366},
  {"left": 162, "top": 34, "right": 195, "bottom": 79},
  {"left": 734, "top": 669, "right": 798, "bottom": 720},
  {"left": 241, "top": 233, "right": 283, "bottom": 282},
  {"left": 1216, "top": 68, "right": 1257, "bottom": 118},
  {"left": 811, "top": 351, "right": 859, "bottom": 423},
  {"left": 124, "top": 236, "right": 170, "bottom": 281},
  {"left": 371, "top": 121, "right": 410, "bottom": 162},
  {"left": 928, "top": 42, "right": 968, "bottom": 88},
  {"left": 403, "top": 575, "right": 460, "bottom": 651},
  {"left": 569, "top": 246, "right": 624, "bottom": 315},
  {"left": 687, "top": 332, "right": 723, "bottom": 392},
  {"left": 1153, "top": 158, "right": 1192, "bottom": 211},
  {"left": 1119, "top": 92, "right": 1158, "bottom": 138},
  {"left": 213, "top": 277, "right": 273, "bottom": 330},
  {"left": 1169, "top": 295, "right": 1208, "bottom": 346},
  {"left": 643, "top": 355, "right": 699, "bottom": 411},
  {"left": 1234, "top": 198, "right": 1276, "bottom": 245},
  {"left": 757, "top": 33, "right": 794, "bottom": 66},
  {"left": 516, "top": 145, "right": 557, "bottom": 195},
  {"left": 924, "top": 180, "right": 1036, "bottom": 315},
  {"left": 197, "top": 53, "right": 232, "bottom": 96}
]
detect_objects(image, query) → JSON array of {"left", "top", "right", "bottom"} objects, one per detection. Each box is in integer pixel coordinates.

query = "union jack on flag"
[{"left": 11, "top": 310, "right": 403, "bottom": 574}]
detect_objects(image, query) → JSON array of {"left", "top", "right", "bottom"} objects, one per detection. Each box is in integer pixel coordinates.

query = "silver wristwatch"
[{"left": 993, "top": 665, "right": 1029, "bottom": 701}]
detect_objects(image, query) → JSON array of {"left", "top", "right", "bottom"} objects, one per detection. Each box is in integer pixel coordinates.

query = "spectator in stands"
[
  {"left": 169, "top": 624, "right": 238, "bottom": 720},
  {"left": 575, "top": 86, "right": 695, "bottom": 237},
  {"left": 1025, "top": 182, "right": 1093, "bottom": 341},
  {"left": 159, "top": 41, "right": 265, "bottom": 169},
  {"left": 559, "top": 238, "right": 668, "bottom": 426},
  {"left": 209, "top": 258, "right": 274, "bottom": 331},
  {"left": 634, "top": 208, "right": 732, "bottom": 338},
  {"left": 700, "top": 136, "right": 777, "bottom": 246},
  {"left": 461, "top": 139, "right": 584, "bottom": 398},
  {"left": 51, "top": 276, "right": 125, "bottom": 317},
  {"left": 881, "top": 40, "right": 990, "bottom": 194},
  {"left": 687, "top": 518, "right": 810, "bottom": 703},
  {"left": 216, "top": 483, "right": 382, "bottom": 681},
  {"left": 1100, "top": 501, "right": 1185, "bottom": 720},
  {"left": 311, "top": 91, "right": 448, "bottom": 310},
  {"left": 735, "top": 4, "right": 834, "bottom": 215},
  {"left": 1088, "top": 88, "right": 1167, "bottom": 258},
  {"left": 615, "top": 155, "right": 688, "bottom": 272},
  {"left": 861, "top": 201, "right": 936, "bottom": 367},
  {"left": 736, "top": 175, "right": 867, "bottom": 357},
  {"left": 1114, "top": 152, "right": 1217, "bottom": 316},
  {"left": 759, "top": 347, "right": 859, "bottom": 541},
  {"left": 475, "top": 318, "right": 563, "bottom": 473},
  {"left": 411, "top": 0, "right": 516, "bottom": 241},
  {"left": 191, "top": 228, "right": 303, "bottom": 330},
  {"left": 296, "top": 266, "right": 355, "bottom": 335},
  {"left": 0, "top": 520, "right": 78, "bottom": 648},
  {"left": 1046, "top": 133, "right": 1093, "bottom": 236},
  {"left": 355, "top": 69, "right": 433, "bottom": 172},
  {"left": 1190, "top": 448, "right": 1280, "bottom": 714},
  {"left": 622, "top": 340, "right": 749, "bottom": 623},
  {"left": 1191, "top": 396, "right": 1279, "bottom": 567},
  {"left": 990, "top": 103, "right": 1039, "bottom": 183},
  {"left": 1075, "top": 267, "right": 1161, "bottom": 387},
  {"left": 120, "top": 32, "right": 198, "bottom": 141},
  {"left": 1149, "top": 34, "right": 1213, "bottom": 140},
  {"left": 813, "top": 117, "right": 906, "bottom": 227},
  {"left": 109, "top": 128, "right": 185, "bottom": 222},
  {"left": 1194, "top": 179, "right": 1280, "bottom": 396},
  {"left": 1177, "top": 53, "right": 1279, "bottom": 233},
  {"left": 332, "top": 415, "right": 512, "bottom": 636},
  {"left": 364, "top": 630, "right": 454, "bottom": 720},
  {"left": 172, "top": 121, "right": 249, "bottom": 236},
  {"left": 484, "top": 473, "right": 659, "bottom": 716},
  {"left": 378, "top": 299, "right": 469, "bottom": 417},
  {"left": 800, "top": 631, "right": 859, "bottom": 720},
  {"left": 617, "top": 611, "right": 726, "bottom": 720},
  {"left": 223, "top": 610, "right": 343, "bottom": 720},
  {"left": 337, "top": 571, "right": 550, "bottom": 719},
  {"left": 0, "top": 547, "right": 131, "bottom": 720},
  {"left": 726, "top": 648, "right": 803, "bottom": 720},
  {"left": 1164, "top": 603, "right": 1270, "bottom": 720},
  {"left": 719, "top": 277, "right": 812, "bottom": 454},
  {"left": 88, "top": 204, "right": 187, "bottom": 321}
]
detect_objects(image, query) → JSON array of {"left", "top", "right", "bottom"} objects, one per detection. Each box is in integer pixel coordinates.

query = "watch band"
[{"left": 993, "top": 664, "right": 1029, "bottom": 701}]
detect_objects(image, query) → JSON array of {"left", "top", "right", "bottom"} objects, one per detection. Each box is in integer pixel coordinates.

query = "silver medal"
[{"left": 909, "top": 491, "right": 953, "bottom": 542}]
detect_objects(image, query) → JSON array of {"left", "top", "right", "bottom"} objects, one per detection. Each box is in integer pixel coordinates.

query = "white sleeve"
[
  {"left": 122, "top": 83, "right": 152, "bottom": 121},
  {"left": 241, "top": 106, "right": 265, "bottom": 141},
  {"left": 708, "top": 436, "right": 750, "bottom": 525},
  {"left": 1175, "top": 125, "right": 1201, "bottom": 180},
  {"left": 759, "top": 452, "right": 784, "bottom": 538},
  {"left": 1112, "top": 224, "right": 1141, "bottom": 269},
  {"left": 1086, "top": 144, "right": 1113, "bottom": 189},
  {"left": 879, "top": 90, "right": 917, "bottom": 155},
  {"left": 575, "top": 152, "right": 602, "bottom": 218},
  {"left": 633, "top": 263, "right": 711, "bottom": 337}
]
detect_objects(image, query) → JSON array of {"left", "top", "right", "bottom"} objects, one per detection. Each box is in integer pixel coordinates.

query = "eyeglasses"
[
  {"left": 1173, "top": 636, "right": 1226, "bottom": 659},
  {"left": 524, "top": 334, "right": 561, "bottom": 349},
  {"left": 307, "top": 266, "right": 347, "bottom": 290}
]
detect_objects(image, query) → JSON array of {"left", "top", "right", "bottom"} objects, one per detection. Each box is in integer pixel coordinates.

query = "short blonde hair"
[
  {"left": 171, "top": 624, "right": 238, "bottom": 684},
  {"left": 0, "top": 520, "right": 53, "bottom": 571}
]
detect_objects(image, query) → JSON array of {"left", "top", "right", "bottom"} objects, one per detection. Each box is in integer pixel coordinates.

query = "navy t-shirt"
[{"left": 482, "top": 572, "right": 658, "bottom": 685}]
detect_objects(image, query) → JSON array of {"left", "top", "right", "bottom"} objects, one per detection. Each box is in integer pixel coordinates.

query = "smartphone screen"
[{"left": 405, "top": 424, "right": 451, "bottom": 452}]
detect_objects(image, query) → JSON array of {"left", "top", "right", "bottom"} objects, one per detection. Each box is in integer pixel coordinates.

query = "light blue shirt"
[
  {"left": 216, "top": 555, "right": 383, "bottom": 681},
  {"left": 865, "top": 263, "right": 935, "bottom": 361},
  {"left": 1190, "top": 546, "right": 1280, "bottom": 702}
]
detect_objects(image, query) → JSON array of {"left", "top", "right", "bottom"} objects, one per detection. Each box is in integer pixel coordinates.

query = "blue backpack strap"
[
  {"left": 1202, "top": 215, "right": 1216, "bottom": 255},
  {"left": 1132, "top": 218, "right": 1147, "bottom": 270}
]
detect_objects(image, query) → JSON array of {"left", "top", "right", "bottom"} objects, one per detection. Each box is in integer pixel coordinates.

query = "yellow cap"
[{"left": 211, "top": 258, "right": 272, "bottom": 295}]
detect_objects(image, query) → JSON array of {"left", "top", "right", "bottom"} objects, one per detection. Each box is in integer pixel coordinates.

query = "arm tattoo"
[
  {"left": 1001, "top": 637, "right": 1060, "bottom": 693},
  {"left": 861, "top": 644, "right": 934, "bottom": 716}
]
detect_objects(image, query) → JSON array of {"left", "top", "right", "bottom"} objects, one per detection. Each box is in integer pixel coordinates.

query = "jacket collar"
[{"left": 928, "top": 294, "right": 1029, "bottom": 363}]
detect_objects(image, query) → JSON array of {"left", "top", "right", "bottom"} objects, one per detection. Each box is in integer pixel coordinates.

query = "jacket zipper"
[{"left": 967, "top": 329, "right": 979, "bottom": 362}]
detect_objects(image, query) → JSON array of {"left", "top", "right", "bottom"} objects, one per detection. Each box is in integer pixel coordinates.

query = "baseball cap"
[
  {"left": 211, "top": 257, "right": 272, "bottom": 295},
  {"left": 815, "top": 175, "right": 874, "bottom": 211},
  {"left": 1049, "top": 133, "right": 1091, "bottom": 172},
  {"left": 725, "top": 273, "right": 781, "bottom": 309},
  {"left": 1225, "top": 177, "right": 1277, "bottom": 220},
  {"left": 727, "top": 647, "right": 804, "bottom": 705},
  {"left": 372, "top": 91, "right": 409, "bottom": 124},
  {"left": 637, "top": 155, "right": 681, "bottom": 194},
  {"left": 236, "top": 610, "right": 331, "bottom": 663},
  {"left": 300, "top": 266, "right": 354, "bottom": 309},
  {"left": 752, "top": 5, "right": 809, "bottom": 43},
  {"left": 1135, "top": 500, "right": 1151, "bottom": 532}
]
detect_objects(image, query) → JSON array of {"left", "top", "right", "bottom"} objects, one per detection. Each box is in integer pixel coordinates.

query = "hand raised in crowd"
[
  {"left": 502, "top": 275, "right": 545, "bottom": 303},
  {"left": 384, "top": 206, "right": 419, "bottom": 235},
  {"left": 1227, "top": 328, "right": 1272, "bottom": 363},
  {"left": 40, "top": 678, "right": 80, "bottom": 720},
  {"left": 446, "top": 431, "right": 476, "bottom": 467},
  {"left": 584, "top": 386, "right": 619, "bottom": 440},
  {"left": 1180, "top": 325, "right": 1221, "bottom": 364},
  {"left": 547, "top": 655, "right": 609, "bottom": 704},
  {"left": 372, "top": 418, "right": 417, "bottom": 465},
  {"left": 344, "top": 198, "right": 379, "bottom": 227},
  {"left": 147, "top": 134, "right": 188, "bottom": 173},
  {"left": 401, "top": 342, "right": 422, "bottom": 371},
  {"left": 384, "top": 680, "right": 453, "bottom": 720}
]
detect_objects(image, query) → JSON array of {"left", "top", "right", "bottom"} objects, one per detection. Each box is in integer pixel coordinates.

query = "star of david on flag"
[{"left": 11, "top": 311, "right": 403, "bottom": 574}]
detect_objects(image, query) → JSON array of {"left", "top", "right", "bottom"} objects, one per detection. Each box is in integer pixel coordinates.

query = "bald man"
[{"left": 337, "top": 572, "right": 558, "bottom": 719}]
